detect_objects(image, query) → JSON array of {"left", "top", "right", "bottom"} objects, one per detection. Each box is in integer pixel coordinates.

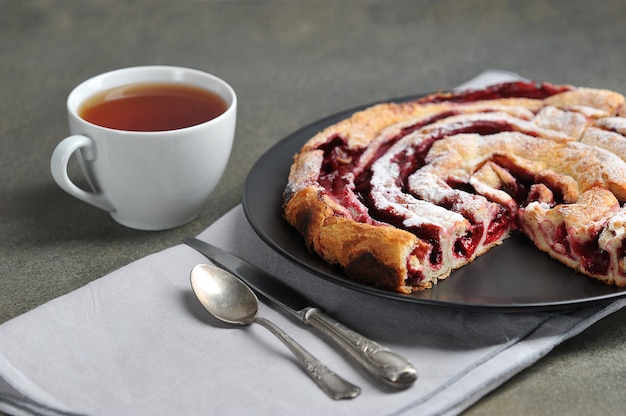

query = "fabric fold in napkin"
[{"left": 2, "top": 71, "right": 626, "bottom": 416}]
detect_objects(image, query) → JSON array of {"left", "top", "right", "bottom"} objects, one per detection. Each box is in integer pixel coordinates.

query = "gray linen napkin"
[{"left": 2, "top": 71, "right": 625, "bottom": 416}]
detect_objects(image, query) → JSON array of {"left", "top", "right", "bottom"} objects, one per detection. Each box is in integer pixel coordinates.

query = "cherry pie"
[{"left": 283, "top": 81, "right": 626, "bottom": 293}]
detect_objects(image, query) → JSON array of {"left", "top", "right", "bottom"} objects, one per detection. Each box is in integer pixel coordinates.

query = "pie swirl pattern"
[{"left": 283, "top": 82, "right": 626, "bottom": 294}]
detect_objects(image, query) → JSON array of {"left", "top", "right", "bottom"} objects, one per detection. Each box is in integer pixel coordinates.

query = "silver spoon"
[{"left": 190, "top": 264, "right": 361, "bottom": 400}]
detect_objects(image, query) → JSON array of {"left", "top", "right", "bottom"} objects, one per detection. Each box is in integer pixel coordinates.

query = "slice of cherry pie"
[{"left": 283, "top": 81, "right": 626, "bottom": 293}]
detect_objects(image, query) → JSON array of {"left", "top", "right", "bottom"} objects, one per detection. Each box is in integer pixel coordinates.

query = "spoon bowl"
[
  {"left": 191, "top": 264, "right": 258, "bottom": 325},
  {"left": 190, "top": 264, "right": 361, "bottom": 400}
]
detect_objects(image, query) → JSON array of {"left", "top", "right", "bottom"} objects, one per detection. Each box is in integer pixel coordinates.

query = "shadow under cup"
[{"left": 51, "top": 66, "right": 237, "bottom": 231}]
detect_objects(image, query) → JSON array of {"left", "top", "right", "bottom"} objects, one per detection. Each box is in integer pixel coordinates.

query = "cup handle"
[{"left": 50, "top": 135, "right": 115, "bottom": 211}]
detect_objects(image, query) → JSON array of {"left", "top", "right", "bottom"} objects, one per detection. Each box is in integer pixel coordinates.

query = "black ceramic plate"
[{"left": 242, "top": 95, "right": 626, "bottom": 311}]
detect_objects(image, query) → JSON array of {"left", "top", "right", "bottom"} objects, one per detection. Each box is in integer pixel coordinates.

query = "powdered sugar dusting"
[
  {"left": 285, "top": 81, "right": 626, "bottom": 292},
  {"left": 369, "top": 134, "right": 468, "bottom": 230},
  {"left": 532, "top": 105, "right": 591, "bottom": 139},
  {"left": 595, "top": 117, "right": 626, "bottom": 135}
]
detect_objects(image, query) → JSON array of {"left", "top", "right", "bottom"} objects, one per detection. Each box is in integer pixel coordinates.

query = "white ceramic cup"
[{"left": 50, "top": 66, "right": 237, "bottom": 230}]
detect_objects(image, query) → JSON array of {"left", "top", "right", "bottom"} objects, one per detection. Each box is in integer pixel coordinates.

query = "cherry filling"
[
  {"left": 318, "top": 111, "right": 463, "bottom": 212},
  {"left": 533, "top": 219, "right": 610, "bottom": 276},
  {"left": 363, "top": 195, "right": 445, "bottom": 268},
  {"left": 454, "top": 225, "right": 484, "bottom": 258},
  {"left": 317, "top": 120, "right": 570, "bottom": 267},
  {"left": 572, "top": 235, "right": 611, "bottom": 276},
  {"left": 406, "top": 266, "right": 428, "bottom": 287},
  {"left": 318, "top": 135, "right": 361, "bottom": 189},
  {"left": 485, "top": 207, "right": 513, "bottom": 245},
  {"left": 417, "top": 81, "right": 572, "bottom": 104},
  {"left": 487, "top": 154, "right": 573, "bottom": 206},
  {"left": 391, "top": 145, "right": 428, "bottom": 187},
  {"left": 549, "top": 223, "right": 571, "bottom": 257},
  {"left": 359, "top": 118, "right": 529, "bottom": 267},
  {"left": 311, "top": 83, "right": 599, "bottom": 284},
  {"left": 317, "top": 135, "right": 371, "bottom": 220},
  {"left": 319, "top": 114, "right": 548, "bottom": 215}
]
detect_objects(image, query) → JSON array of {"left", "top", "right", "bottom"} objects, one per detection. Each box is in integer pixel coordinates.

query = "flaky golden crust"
[
  {"left": 284, "top": 186, "right": 424, "bottom": 293},
  {"left": 284, "top": 82, "right": 626, "bottom": 293},
  {"left": 297, "top": 98, "right": 546, "bottom": 154}
]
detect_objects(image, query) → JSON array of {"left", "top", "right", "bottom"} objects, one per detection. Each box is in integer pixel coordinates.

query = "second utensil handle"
[
  {"left": 253, "top": 316, "right": 361, "bottom": 400},
  {"left": 303, "top": 308, "right": 417, "bottom": 388}
]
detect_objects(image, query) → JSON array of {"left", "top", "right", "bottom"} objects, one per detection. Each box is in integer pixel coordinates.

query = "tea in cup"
[{"left": 50, "top": 66, "right": 237, "bottom": 230}]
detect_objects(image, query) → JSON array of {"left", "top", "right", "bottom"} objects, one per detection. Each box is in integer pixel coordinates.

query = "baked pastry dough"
[{"left": 283, "top": 82, "right": 626, "bottom": 293}]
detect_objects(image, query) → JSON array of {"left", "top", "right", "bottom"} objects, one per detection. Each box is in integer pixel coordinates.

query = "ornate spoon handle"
[
  {"left": 253, "top": 317, "right": 361, "bottom": 400},
  {"left": 303, "top": 308, "right": 417, "bottom": 388}
]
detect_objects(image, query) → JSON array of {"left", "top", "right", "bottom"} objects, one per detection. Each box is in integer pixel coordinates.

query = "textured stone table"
[{"left": 2, "top": 1, "right": 626, "bottom": 414}]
